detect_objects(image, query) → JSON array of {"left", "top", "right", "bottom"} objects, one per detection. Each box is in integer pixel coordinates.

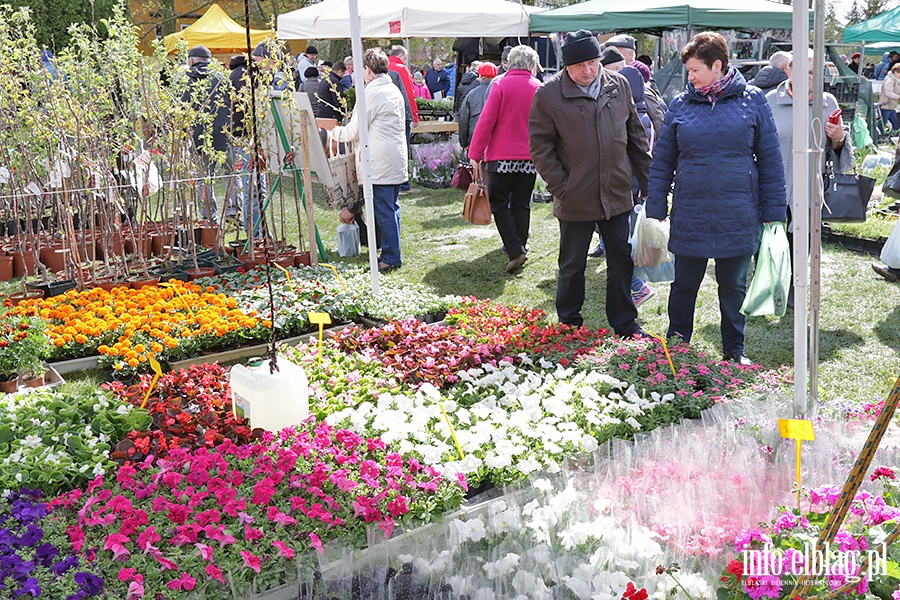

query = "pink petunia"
[
  {"left": 272, "top": 540, "right": 296, "bottom": 560},
  {"left": 127, "top": 580, "right": 145, "bottom": 599},
  {"left": 309, "top": 532, "right": 324, "bottom": 554},
  {"left": 166, "top": 572, "right": 197, "bottom": 591},
  {"left": 206, "top": 564, "right": 226, "bottom": 583},
  {"left": 104, "top": 533, "right": 131, "bottom": 561},
  {"left": 195, "top": 543, "right": 215, "bottom": 562},
  {"left": 241, "top": 550, "right": 262, "bottom": 573}
]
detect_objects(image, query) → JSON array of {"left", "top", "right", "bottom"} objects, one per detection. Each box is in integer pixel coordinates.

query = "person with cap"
[
  {"left": 646, "top": 32, "right": 786, "bottom": 365},
  {"left": 849, "top": 51, "right": 862, "bottom": 74},
  {"left": 425, "top": 58, "right": 451, "bottom": 99},
  {"left": 296, "top": 45, "right": 318, "bottom": 84},
  {"left": 454, "top": 61, "right": 481, "bottom": 112},
  {"left": 529, "top": 30, "right": 651, "bottom": 336},
  {"left": 600, "top": 46, "right": 626, "bottom": 72},
  {"left": 747, "top": 50, "right": 791, "bottom": 93},
  {"left": 316, "top": 61, "right": 347, "bottom": 121},
  {"left": 298, "top": 66, "right": 321, "bottom": 96},
  {"left": 459, "top": 62, "right": 497, "bottom": 151},
  {"left": 182, "top": 45, "right": 230, "bottom": 222},
  {"left": 411, "top": 71, "right": 432, "bottom": 99},
  {"left": 332, "top": 48, "right": 408, "bottom": 272},
  {"left": 603, "top": 34, "right": 637, "bottom": 63}
]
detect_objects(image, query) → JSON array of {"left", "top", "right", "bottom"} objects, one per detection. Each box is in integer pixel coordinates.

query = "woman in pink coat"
[{"left": 468, "top": 46, "right": 541, "bottom": 273}]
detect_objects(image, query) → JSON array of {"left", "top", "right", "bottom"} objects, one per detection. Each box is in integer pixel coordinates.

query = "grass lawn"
[{"left": 4, "top": 174, "right": 900, "bottom": 408}]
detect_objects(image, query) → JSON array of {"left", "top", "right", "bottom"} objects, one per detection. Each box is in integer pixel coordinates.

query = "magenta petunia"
[
  {"left": 272, "top": 540, "right": 295, "bottom": 559},
  {"left": 241, "top": 550, "right": 262, "bottom": 573}
]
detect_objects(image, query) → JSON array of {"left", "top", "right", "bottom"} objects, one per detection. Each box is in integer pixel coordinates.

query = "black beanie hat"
[
  {"left": 600, "top": 46, "right": 625, "bottom": 67},
  {"left": 501, "top": 45, "right": 513, "bottom": 61},
  {"left": 304, "top": 66, "right": 319, "bottom": 79},
  {"left": 561, "top": 30, "right": 602, "bottom": 67},
  {"left": 187, "top": 45, "right": 212, "bottom": 60}
]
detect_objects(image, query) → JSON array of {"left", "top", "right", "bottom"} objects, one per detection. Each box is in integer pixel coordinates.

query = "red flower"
[
  {"left": 622, "top": 582, "right": 648, "bottom": 600},
  {"left": 727, "top": 559, "right": 744, "bottom": 578}
]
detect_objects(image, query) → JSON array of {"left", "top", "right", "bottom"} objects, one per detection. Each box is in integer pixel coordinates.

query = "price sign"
[
  {"left": 779, "top": 419, "right": 815, "bottom": 509},
  {"left": 308, "top": 312, "right": 332, "bottom": 365}
]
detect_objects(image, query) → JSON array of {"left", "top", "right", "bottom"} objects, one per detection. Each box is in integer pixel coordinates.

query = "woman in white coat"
[
  {"left": 333, "top": 48, "right": 408, "bottom": 271},
  {"left": 881, "top": 62, "right": 900, "bottom": 133}
]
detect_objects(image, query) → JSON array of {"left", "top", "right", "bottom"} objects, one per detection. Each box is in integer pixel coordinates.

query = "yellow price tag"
[
  {"left": 440, "top": 403, "right": 465, "bottom": 460},
  {"left": 778, "top": 419, "right": 815, "bottom": 441},
  {"left": 140, "top": 355, "right": 164, "bottom": 409},
  {"left": 308, "top": 312, "right": 332, "bottom": 365},
  {"left": 319, "top": 263, "right": 348, "bottom": 293},
  {"left": 272, "top": 262, "right": 296, "bottom": 293},
  {"left": 779, "top": 419, "right": 815, "bottom": 510},
  {"left": 644, "top": 331, "right": 677, "bottom": 379}
]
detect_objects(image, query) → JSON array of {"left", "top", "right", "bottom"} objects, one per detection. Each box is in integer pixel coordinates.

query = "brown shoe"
[
  {"left": 506, "top": 253, "right": 527, "bottom": 273},
  {"left": 873, "top": 263, "right": 899, "bottom": 282}
]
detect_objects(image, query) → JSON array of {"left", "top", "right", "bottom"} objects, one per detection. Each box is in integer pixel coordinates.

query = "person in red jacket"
[
  {"left": 388, "top": 46, "right": 419, "bottom": 123},
  {"left": 468, "top": 46, "right": 542, "bottom": 274}
]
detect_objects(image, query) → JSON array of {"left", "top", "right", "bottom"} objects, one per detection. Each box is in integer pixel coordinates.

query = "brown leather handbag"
[{"left": 463, "top": 179, "right": 491, "bottom": 225}]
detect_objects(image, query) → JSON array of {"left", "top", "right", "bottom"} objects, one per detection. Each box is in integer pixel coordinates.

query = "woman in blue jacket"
[{"left": 645, "top": 32, "right": 786, "bottom": 365}]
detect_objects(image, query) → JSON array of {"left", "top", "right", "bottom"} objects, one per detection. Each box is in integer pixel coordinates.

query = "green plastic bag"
[
  {"left": 741, "top": 223, "right": 792, "bottom": 317},
  {"left": 852, "top": 111, "right": 873, "bottom": 150}
]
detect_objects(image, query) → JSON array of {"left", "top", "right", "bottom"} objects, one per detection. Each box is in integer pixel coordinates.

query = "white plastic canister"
[{"left": 230, "top": 359, "right": 310, "bottom": 432}]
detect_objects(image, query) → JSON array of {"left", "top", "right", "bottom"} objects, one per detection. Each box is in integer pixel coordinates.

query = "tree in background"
[
  {"left": 863, "top": 0, "right": 895, "bottom": 20},
  {"left": 846, "top": 0, "right": 865, "bottom": 24},
  {"left": 825, "top": 1, "right": 845, "bottom": 42},
  {"left": 4, "top": 0, "right": 118, "bottom": 50}
]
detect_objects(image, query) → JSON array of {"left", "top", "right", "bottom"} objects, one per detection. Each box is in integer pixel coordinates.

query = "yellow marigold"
[{"left": 74, "top": 334, "right": 88, "bottom": 345}]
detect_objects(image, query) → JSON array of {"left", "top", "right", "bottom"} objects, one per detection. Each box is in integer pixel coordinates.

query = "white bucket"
[{"left": 230, "top": 359, "right": 310, "bottom": 433}]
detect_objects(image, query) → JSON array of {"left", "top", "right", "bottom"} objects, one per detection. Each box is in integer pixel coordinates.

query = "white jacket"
[
  {"left": 333, "top": 75, "right": 408, "bottom": 186},
  {"left": 882, "top": 72, "right": 900, "bottom": 111}
]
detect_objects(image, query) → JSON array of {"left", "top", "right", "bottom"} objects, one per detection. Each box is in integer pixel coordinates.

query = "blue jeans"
[
  {"left": 227, "top": 145, "right": 266, "bottom": 238},
  {"left": 667, "top": 254, "right": 752, "bottom": 356},
  {"left": 372, "top": 184, "right": 401, "bottom": 266},
  {"left": 882, "top": 108, "right": 899, "bottom": 132}
]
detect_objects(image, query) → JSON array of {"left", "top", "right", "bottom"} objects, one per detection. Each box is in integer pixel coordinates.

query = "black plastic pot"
[{"left": 26, "top": 279, "right": 78, "bottom": 297}]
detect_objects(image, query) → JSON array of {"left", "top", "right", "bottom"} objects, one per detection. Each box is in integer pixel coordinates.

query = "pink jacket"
[
  {"left": 468, "top": 69, "right": 540, "bottom": 162},
  {"left": 412, "top": 82, "right": 432, "bottom": 99}
]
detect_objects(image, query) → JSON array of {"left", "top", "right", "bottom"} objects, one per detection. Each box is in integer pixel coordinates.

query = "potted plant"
[{"left": 0, "top": 314, "right": 49, "bottom": 391}]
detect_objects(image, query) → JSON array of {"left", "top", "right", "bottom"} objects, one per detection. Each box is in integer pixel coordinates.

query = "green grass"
[{"left": 5, "top": 177, "right": 900, "bottom": 407}]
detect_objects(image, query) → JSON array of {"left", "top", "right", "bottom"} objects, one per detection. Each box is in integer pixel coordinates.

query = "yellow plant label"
[
  {"left": 778, "top": 419, "right": 815, "bottom": 441},
  {"left": 309, "top": 312, "right": 332, "bottom": 326}
]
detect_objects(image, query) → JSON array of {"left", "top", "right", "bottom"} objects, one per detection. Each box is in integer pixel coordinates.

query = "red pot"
[{"left": 0, "top": 255, "right": 12, "bottom": 281}]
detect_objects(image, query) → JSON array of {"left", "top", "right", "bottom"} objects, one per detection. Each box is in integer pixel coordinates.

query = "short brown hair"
[
  {"left": 891, "top": 62, "right": 900, "bottom": 74},
  {"left": 680, "top": 32, "right": 728, "bottom": 71},
  {"left": 363, "top": 48, "right": 389, "bottom": 74}
]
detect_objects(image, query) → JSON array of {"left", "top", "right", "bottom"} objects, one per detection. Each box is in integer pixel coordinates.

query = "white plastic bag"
[
  {"left": 882, "top": 221, "right": 900, "bottom": 269},
  {"left": 337, "top": 222, "right": 360, "bottom": 257},
  {"left": 631, "top": 205, "right": 672, "bottom": 267}
]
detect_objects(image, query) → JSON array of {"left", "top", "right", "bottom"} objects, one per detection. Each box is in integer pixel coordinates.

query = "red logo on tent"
[{"left": 389, "top": 20, "right": 401, "bottom": 34}]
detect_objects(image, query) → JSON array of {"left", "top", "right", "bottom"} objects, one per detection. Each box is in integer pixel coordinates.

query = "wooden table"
[{"left": 412, "top": 121, "right": 459, "bottom": 134}]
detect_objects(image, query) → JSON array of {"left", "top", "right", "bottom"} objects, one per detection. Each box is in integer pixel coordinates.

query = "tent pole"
[
  {"left": 810, "top": 0, "right": 826, "bottom": 413},
  {"left": 348, "top": 0, "right": 380, "bottom": 294},
  {"left": 404, "top": 38, "right": 411, "bottom": 69},
  {"left": 792, "top": 0, "right": 810, "bottom": 415}
]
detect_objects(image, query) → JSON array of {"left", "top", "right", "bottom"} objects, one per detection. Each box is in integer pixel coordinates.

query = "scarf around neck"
[{"left": 694, "top": 68, "right": 734, "bottom": 101}]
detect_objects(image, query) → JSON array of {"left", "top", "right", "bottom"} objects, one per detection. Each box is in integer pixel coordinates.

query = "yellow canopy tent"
[{"left": 163, "top": 4, "right": 273, "bottom": 54}]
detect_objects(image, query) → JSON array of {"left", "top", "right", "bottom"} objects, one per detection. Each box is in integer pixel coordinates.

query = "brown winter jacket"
[{"left": 529, "top": 68, "right": 652, "bottom": 222}]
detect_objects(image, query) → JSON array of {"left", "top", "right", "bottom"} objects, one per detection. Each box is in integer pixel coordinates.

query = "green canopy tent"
[
  {"left": 843, "top": 5, "right": 900, "bottom": 43},
  {"left": 529, "top": 0, "right": 802, "bottom": 34}
]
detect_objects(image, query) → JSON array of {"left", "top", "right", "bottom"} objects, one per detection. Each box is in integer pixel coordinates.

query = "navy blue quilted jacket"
[{"left": 645, "top": 67, "right": 786, "bottom": 258}]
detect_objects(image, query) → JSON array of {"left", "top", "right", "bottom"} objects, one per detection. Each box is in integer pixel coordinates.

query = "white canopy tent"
[{"left": 276, "top": 0, "right": 539, "bottom": 39}]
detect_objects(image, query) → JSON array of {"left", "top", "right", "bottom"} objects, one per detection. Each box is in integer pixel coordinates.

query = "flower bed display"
[
  {"left": 0, "top": 384, "right": 150, "bottom": 496},
  {"left": 102, "top": 364, "right": 263, "bottom": 463},
  {"left": 9, "top": 284, "right": 267, "bottom": 378},
  {"left": 42, "top": 420, "right": 465, "bottom": 598}
]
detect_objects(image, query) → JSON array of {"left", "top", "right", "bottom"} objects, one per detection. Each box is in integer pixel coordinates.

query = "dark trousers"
[
  {"left": 557, "top": 213, "right": 638, "bottom": 335},
  {"left": 486, "top": 171, "right": 535, "bottom": 260},
  {"left": 667, "top": 254, "right": 752, "bottom": 356}
]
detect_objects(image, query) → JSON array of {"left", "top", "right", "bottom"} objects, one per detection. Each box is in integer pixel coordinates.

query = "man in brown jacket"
[{"left": 529, "top": 29, "right": 652, "bottom": 335}]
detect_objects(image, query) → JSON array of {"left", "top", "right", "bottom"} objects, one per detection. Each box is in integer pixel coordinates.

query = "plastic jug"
[{"left": 230, "top": 359, "right": 310, "bottom": 433}]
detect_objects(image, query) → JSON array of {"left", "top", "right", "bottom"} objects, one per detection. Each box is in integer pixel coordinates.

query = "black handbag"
[
  {"left": 883, "top": 157, "right": 900, "bottom": 200},
  {"left": 822, "top": 160, "right": 875, "bottom": 223}
]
